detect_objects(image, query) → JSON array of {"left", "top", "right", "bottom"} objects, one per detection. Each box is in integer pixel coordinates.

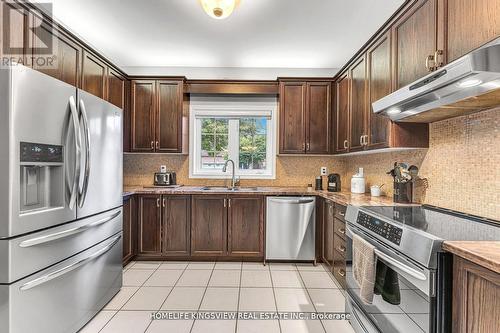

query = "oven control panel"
[{"left": 357, "top": 211, "right": 402, "bottom": 245}]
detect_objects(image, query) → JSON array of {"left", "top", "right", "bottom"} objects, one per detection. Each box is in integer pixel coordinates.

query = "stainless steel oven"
[{"left": 345, "top": 223, "right": 435, "bottom": 333}]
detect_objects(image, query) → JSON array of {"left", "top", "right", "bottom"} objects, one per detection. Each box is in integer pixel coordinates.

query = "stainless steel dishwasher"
[{"left": 266, "top": 197, "right": 316, "bottom": 262}]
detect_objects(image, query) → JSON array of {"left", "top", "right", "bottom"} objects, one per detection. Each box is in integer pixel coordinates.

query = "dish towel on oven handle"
[{"left": 352, "top": 234, "right": 376, "bottom": 304}]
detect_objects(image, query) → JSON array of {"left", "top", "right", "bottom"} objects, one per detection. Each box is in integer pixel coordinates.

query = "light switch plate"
[{"left": 320, "top": 167, "right": 327, "bottom": 175}]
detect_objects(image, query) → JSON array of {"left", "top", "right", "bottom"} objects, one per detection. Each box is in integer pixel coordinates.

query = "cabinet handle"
[
  {"left": 150, "top": 141, "right": 154, "bottom": 150},
  {"left": 337, "top": 245, "right": 346, "bottom": 253},
  {"left": 162, "top": 198, "right": 166, "bottom": 208},
  {"left": 306, "top": 143, "right": 310, "bottom": 151},
  {"left": 338, "top": 228, "right": 346, "bottom": 235},
  {"left": 343, "top": 140, "right": 348, "bottom": 149},
  {"left": 365, "top": 135, "right": 369, "bottom": 146},
  {"left": 228, "top": 198, "right": 231, "bottom": 208},
  {"left": 425, "top": 54, "right": 436, "bottom": 72},
  {"left": 156, "top": 198, "right": 160, "bottom": 208},
  {"left": 155, "top": 141, "right": 159, "bottom": 150},
  {"left": 338, "top": 269, "right": 346, "bottom": 277},
  {"left": 339, "top": 211, "right": 345, "bottom": 217},
  {"left": 302, "top": 143, "right": 305, "bottom": 151},
  {"left": 224, "top": 198, "right": 227, "bottom": 207},
  {"left": 434, "top": 49, "right": 444, "bottom": 68},
  {"left": 360, "top": 135, "right": 364, "bottom": 146}
]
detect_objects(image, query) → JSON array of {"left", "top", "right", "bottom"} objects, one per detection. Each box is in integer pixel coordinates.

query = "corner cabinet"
[
  {"left": 123, "top": 195, "right": 137, "bottom": 265},
  {"left": 191, "top": 195, "right": 264, "bottom": 258},
  {"left": 130, "top": 79, "right": 183, "bottom": 153},
  {"left": 279, "top": 80, "right": 331, "bottom": 154}
]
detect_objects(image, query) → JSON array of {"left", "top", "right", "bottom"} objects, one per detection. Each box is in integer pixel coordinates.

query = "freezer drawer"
[
  {"left": 0, "top": 234, "right": 122, "bottom": 333},
  {"left": 266, "top": 196, "right": 316, "bottom": 261},
  {"left": 0, "top": 207, "right": 122, "bottom": 284}
]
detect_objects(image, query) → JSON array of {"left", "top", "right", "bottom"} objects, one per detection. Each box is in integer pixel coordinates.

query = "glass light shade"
[{"left": 199, "top": 0, "right": 239, "bottom": 19}]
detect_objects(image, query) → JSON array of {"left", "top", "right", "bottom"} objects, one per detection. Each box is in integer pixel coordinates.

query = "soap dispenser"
[{"left": 351, "top": 168, "right": 366, "bottom": 194}]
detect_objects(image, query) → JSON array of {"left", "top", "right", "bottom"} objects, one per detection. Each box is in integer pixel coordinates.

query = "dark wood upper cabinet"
[
  {"left": 306, "top": 82, "right": 331, "bottom": 154},
  {"left": 334, "top": 72, "right": 350, "bottom": 154},
  {"left": 367, "top": 32, "right": 392, "bottom": 150},
  {"left": 0, "top": 2, "right": 30, "bottom": 65},
  {"left": 440, "top": 0, "right": 500, "bottom": 64},
  {"left": 123, "top": 196, "right": 137, "bottom": 265},
  {"left": 138, "top": 195, "right": 162, "bottom": 255},
  {"left": 349, "top": 56, "right": 367, "bottom": 152},
  {"left": 131, "top": 80, "right": 156, "bottom": 152},
  {"left": 452, "top": 256, "right": 500, "bottom": 333},
  {"left": 392, "top": 0, "right": 438, "bottom": 88},
  {"left": 156, "top": 80, "right": 183, "bottom": 153},
  {"left": 191, "top": 196, "right": 227, "bottom": 256},
  {"left": 31, "top": 15, "right": 81, "bottom": 87},
  {"left": 81, "top": 50, "right": 107, "bottom": 99},
  {"left": 227, "top": 196, "right": 264, "bottom": 257},
  {"left": 163, "top": 196, "right": 191, "bottom": 256},
  {"left": 279, "top": 82, "right": 306, "bottom": 154},
  {"left": 107, "top": 68, "right": 126, "bottom": 109}
]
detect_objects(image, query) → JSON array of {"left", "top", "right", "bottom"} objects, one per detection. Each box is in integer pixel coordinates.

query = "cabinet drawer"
[
  {"left": 335, "top": 204, "right": 347, "bottom": 220},
  {"left": 333, "top": 260, "right": 347, "bottom": 289},
  {"left": 334, "top": 233, "right": 346, "bottom": 258},
  {"left": 334, "top": 217, "right": 346, "bottom": 240}
]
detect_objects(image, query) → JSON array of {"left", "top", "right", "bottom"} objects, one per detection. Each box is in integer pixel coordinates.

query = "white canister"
[{"left": 351, "top": 168, "right": 366, "bottom": 194}]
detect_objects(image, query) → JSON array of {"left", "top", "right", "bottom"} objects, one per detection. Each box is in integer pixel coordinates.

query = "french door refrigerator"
[{"left": 0, "top": 65, "right": 123, "bottom": 333}]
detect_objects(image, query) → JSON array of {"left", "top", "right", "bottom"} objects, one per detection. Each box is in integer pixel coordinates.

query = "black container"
[
  {"left": 315, "top": 176, "right": 323, "bottom": 190},
  {"left": 327, "top": 173, "right": 341, "bottom": 192},
  {"left": 393, "top": 181, "right": 413, "bottom": 203}
]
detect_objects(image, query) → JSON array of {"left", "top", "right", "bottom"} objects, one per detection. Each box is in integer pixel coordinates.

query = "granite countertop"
[
  {"left": 443, "top": 241, "right": 500, "bottom": 274},
  {"left": 123, "top": 185, "right": 400, "bottom": 206}
]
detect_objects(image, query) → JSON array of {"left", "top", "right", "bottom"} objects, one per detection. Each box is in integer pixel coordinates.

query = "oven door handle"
[{"left": 375, "top": 249, "right": 427, "bottom": 281}]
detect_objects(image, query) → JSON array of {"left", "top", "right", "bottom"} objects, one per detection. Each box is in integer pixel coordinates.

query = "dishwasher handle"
[{"left": 268, "top": 198, "right": 315, "bottom": 205}]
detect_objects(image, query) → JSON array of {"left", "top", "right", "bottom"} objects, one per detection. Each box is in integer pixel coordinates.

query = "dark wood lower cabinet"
[
  {"left": 322, "top": 201, "right": 334, "bottom": 268},
  {"left": 122, "top": 195, "right": 137, "bottom": 265},
  {"left": 452, "top": 256, "right": 500, "bottom": 333},
  {"left": 191, "top": 196, "right": 227, "bottom": 256},
  {"left": 227, "top": 196, "right": 264, "bottom": 257},
  {"left": 138, "top": 195, "right": 162, "bottom": 256},
  {"left": 163, "top": 196, "right": 191, "bottom": 256}
]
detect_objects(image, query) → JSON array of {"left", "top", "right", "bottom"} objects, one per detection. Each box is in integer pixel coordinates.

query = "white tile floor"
[{"left": 79, "top": 261, "right": 355, "bottom": 333}]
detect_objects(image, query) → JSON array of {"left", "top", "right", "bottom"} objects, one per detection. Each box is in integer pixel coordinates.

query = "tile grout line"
[
  {"left": 234, "top": 261, "right": 243, "bottom": 333},
  {"left": 296, "top": 267, "right": 328, "bottom": 333},
  {"left": 189, "top": 261, "right": 216, "bottom": 333},
  {"left": 269, "top": 262, "right": 283, "bottom": 333}
]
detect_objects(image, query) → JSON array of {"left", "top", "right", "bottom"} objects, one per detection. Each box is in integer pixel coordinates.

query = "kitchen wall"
[{"left": 124, "top": 107, "right": 500, "bottom": 220}]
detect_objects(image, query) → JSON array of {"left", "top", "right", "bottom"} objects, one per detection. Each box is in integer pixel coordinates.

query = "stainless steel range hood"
[{"left": 373, "top": 37, "right": 500, "bottom": 123}]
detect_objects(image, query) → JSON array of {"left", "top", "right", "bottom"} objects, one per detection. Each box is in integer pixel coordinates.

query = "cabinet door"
[
  {"left": 191, "top": 196, "right": 227, "bottom": 256},
  {"left": 122, "top": 196, "right": 136, "bottom": 265},
  {"left": 335, "top": 72, "right": 350, "bottom": 154},
  {"left": 156, "top": 80, "right": 183, "bottom": 153},
  {"left": 0, "top": 2, "right": 29, "bottom": 65},
  {"left": 107, "top": 68, "right": 125, "bottom": 109},
  {"left": 81, "top": 50, "right": 107, "bottom": 99},
  {"left": 367, "top": 32, "right": 392, "bottom": 149},
  {"left": 279, "top": 82, "right": 306, "bottom": 154},
  {"left": 306, "top": 82, "right": 331, "bottom": 154},
  {"left": 392, "top": 0, "right": 438, "bottom": 88},
  {"left": 131, "top": 80, "right": 156, "bottom": 152},
  {"left": 163, "top": 196, "right": 190, "bottom": 256},
  {"left": 138, "top": 195, "right": 162, "bottom": 255},
  {"left": 227, "top": 196, "right": 264, "bottom": 257},
  {"left": 442, "top": 0, "right": 500, "bottom": 63},
  {"left": 322, "top": 201, "right": 334, "bottom": 268},
  {"left": 452, "top": 256, "right": 500, "bottom": 333},
  {"left": 349, "top": 56, "right": 367, "bottom": 152},
  {"left": 31, "top": 16, "right": 81, "bottom": 87}
]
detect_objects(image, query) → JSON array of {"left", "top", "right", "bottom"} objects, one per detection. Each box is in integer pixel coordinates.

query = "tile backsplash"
[{"left": 124, "top": 107, "right": 500, "bottom": 220}]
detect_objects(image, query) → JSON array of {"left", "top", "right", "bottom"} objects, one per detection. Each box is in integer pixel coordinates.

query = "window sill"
[{"left": 189, "top": 173, "right": 276, "bottom": 180}]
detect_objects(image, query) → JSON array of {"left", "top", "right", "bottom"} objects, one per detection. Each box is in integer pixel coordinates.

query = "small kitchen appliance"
[
  {"left": 154, "top": 171, "right": 176, "bottom": 186},
  {"left": 327, "top": 173, "right": 341, "bottom": 192},
  {"left": 350, "top": 168, "right": 366, "bottom": 193}
]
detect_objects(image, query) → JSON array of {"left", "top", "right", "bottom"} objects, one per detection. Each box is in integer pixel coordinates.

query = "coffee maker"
[{"left": 327, "top": 174, "right": 341, "bottom": 192}]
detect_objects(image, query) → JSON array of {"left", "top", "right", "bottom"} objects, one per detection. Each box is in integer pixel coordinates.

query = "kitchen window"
[{"left": 189, "top": 96, "right": 277, "bottom": 179}]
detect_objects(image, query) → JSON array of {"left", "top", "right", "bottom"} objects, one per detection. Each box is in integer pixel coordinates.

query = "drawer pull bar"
[
  {"left": 338, "top": 269, "right": 346, "bottom": 277},
  {"left": 19, "top": 210, "right": 121, "bottom": 248},
  {"left": 337, "top": 245, "right": 346, "bottom": 253},
  {"left": 20, "top": 235, "right": 121, "bottom": 291}
]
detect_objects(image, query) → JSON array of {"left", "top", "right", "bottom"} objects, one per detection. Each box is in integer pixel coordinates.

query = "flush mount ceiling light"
[{"left": 199, "top": 0, "right": 240, "bottom": 19}]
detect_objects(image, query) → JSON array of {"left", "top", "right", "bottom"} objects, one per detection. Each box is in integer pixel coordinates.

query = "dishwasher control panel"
[{"left": 356, "top": 211, "right": 402, "bottom": 245}]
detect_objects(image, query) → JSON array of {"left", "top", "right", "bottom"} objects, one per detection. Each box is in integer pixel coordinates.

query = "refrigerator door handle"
[
  {"left": 19, "top": 210, "right": 121, "bottom": 248},
  {"left": 19, "top": 234, "right": 121, "bottom": 291},
  {"left": 78, "top": 99, "right": 91, "bottom": 208},
  {"left": 68, "top": 96, "right": 81, "bottom": 210}
]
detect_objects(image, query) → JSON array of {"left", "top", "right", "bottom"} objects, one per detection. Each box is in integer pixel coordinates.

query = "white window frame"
[{"left": 189, "top": 97, "right": 277, "bottom": 179}]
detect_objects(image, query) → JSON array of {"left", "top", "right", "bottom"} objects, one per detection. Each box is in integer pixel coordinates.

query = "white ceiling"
[{"left": 40, "top": 0, "right": 404, "bottom": 77}]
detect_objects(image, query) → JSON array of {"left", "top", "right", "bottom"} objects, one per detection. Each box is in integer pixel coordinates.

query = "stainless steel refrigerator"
[{"left": 0, "top": 65, "right": 123, "bottom": 333}]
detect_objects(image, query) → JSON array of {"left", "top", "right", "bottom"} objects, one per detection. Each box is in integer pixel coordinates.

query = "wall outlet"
[
  {"left": 160, "top": 165, "right": 167, "bottom": 173},
  {"left": 320, "top": 167, "right": 327, "bottom": 176}
]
